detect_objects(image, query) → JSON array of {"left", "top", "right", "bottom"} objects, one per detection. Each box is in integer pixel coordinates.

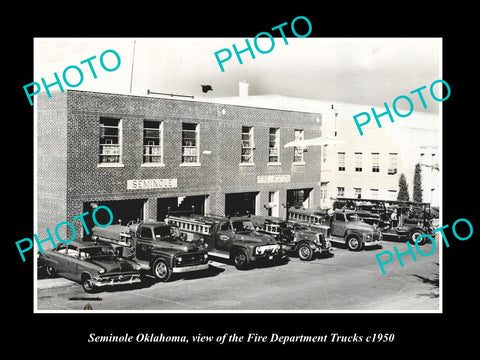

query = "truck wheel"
[
  {"left": 346, "top": 235, "right": 363, "bottom": 251},
  {"left": 152, "top": 258, "right": 171, "bottom": 282},
  {"left": 232, "top": 249, "right": 250, "bottom": 270},
  {"left": 82, "top": 274, "right": 96, "bottom": 293},
  {"left": 298, "top": 244, "right": 314, "bottom": 261},
  {"left": 408, "top": 229, "right": 425, "bottom": 245}
]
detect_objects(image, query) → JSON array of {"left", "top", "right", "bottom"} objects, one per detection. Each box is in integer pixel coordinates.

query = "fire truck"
[
  {"left": 164, "top": 214, "right": 282, "bottom": 270},
  {"left": 333, "top": 197, "right": 435, "bottom": 245},
  {"left": 249, "top": 215, "right": 333, "bottom": 261},
  {"left": 287, "top": 207, "right": 383, "bottom": 251},
  {"left": 90, "top": 220, "right": 209, "bottom": 282}
]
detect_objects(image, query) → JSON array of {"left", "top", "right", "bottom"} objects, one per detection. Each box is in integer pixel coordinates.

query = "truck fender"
[
  {"left": 295, "top": 240, "right": 317, "bottom": 250},
  {"left": 150, "top": 254, "right": 174, "bottom": 269},
  {"left": 229, "top": 246, "right": 250, "bottom": 260}
]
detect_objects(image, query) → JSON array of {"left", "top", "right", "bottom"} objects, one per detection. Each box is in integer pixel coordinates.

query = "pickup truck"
[
  {"left": 165, "top": 215, "right": 282, "bottom": 270},
  {"left": 326, "top": 209, "right": 383, "bottom": 251},
  {"left": 91, "top": 220, "right": 209, "bottom": 282}
]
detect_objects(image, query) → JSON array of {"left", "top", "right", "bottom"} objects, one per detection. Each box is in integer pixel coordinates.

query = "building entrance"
[
  {"left": 82, "top": 199, "right": 146, "bottom": 238},
  {"left": 225, "top": 192, "right": 259, "bottom": 217},
  {"left": 157, "top": 195, "right": 207, "bottom": 221}
]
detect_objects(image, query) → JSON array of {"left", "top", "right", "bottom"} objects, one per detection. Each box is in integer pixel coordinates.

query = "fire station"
[{"left": 36, "top": 89, "right": 323, "bottom": 241}]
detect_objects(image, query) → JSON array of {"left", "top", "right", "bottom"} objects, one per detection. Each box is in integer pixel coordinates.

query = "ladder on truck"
[{"left": 165, "top": 215, "right": 213, "bottom": 239}]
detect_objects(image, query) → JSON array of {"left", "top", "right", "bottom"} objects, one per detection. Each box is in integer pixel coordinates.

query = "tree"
[
  {"left": 413, "top": 163, "right": 423, "bottom": 203},
  {"left": 397, "top": 173, "right": 410, "bottom": 201}
]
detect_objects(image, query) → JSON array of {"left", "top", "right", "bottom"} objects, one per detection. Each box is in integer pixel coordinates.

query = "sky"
[{"left": 34, "top": 37, "right": 442, "bottom": 111}]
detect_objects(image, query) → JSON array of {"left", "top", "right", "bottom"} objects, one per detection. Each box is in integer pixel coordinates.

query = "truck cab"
[
  {"left": 91, "top": 221, "right": 209, "bottom": 282},
  {"left": 165, "top": 215, "right": 282, "bottom": 270},
  {"left": 329, "top": 209, "right": 383, "bottom": 251}
]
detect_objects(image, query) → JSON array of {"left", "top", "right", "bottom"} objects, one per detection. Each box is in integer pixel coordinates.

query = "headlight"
[
  {"left": 203, "top": 253, "right": 208, "bottom": 259},
  {"left": 177, "top": 256, "right": 183, "bottom": 263},
  {"left": 99, "top": 268, "right": 105, "bottom": 274},
  {"left": 255, "top": 247, "right": 261, "bottom": 255}
]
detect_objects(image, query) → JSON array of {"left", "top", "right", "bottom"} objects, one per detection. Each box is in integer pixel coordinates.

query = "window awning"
[{"left": 283, "top": 137, "right": 345, "bottom": 148}]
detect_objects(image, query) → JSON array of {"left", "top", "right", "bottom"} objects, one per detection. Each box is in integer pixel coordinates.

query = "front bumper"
[
  {"left": 172, "top": 263, "right": 210, "bottom": 273},
  {"left": 364, "top": 233, "right": 383, "bottom": 247},
  {"left": 251, "top": 252, "right": 283, "bottom": 262},
  {"left": 92, "top": 274, "right": 142, "bottom": 287}
]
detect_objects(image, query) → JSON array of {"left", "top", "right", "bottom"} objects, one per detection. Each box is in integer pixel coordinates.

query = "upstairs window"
[
  {"left": 388, "top": 153, "right": 398, "bottom": 175},
  {"left": 241, "top": 126, "right": 254, "bottom": 163},
  {"left": 293, "top": 129, "right": 304, "bottom": 163},
  {"left": 338, "top": 152, "right": 346, "bottom": 171},
  {"left": 99, "top": 117, "right": 122, "bottom": 164},
  {"left": 372, "top": 152, "right": 380, "bottom": 173},
  {"left": 268, "top": 127, "right": 280, "bottom": 163},
  {"left": 143, "top": 120, "right": 163, "bottom": 164},
  {"left": 354, "top": 152, "right": 363, "bottom": 172},
  {"left": 182, "top": 123, "right": 199, "bottom": 164}
]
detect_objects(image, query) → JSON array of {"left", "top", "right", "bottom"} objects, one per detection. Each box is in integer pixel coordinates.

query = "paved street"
[{"left": 36, "top": 238, "right": 440, "bottom": 312}]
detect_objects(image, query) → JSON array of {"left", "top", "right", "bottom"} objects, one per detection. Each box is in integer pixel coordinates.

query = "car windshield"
[
  {"left": 79, "top": 247, "right": 111, "bottom": 259},
  {"left": 232, "top": 220, "right": 256, "bottom": 233},
  {"left": 154, "top": 226, "right": 180, "bottom": 240}
]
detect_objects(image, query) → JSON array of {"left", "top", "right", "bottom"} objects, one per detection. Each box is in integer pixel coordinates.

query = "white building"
[{"left": 208, "top": 82, "right": 441, "bottom": 210}]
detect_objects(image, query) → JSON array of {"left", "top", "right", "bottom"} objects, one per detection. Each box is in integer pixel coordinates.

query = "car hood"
[
  {"left": 154, "top": 238, "right": 201, "bottom": 253},
  {"left": 350, "top": 220, "right": 376, "bottom": 232},
  {"left": 88, "top": 257, "right": 138, "bottom": 274},
  {"left": 235, "top": 232, "right": 276, "bottom": 244}
]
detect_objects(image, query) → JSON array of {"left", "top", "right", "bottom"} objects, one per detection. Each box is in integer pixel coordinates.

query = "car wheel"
[
  {"left": 45, "top": 266, "right": 57, "bottom": 277},
  {"left": 152, "top": 258, "right": 171, "bottom": 282},
  {"left": 232, "top": 249, "right": 250, "bottom": 270},
  {"left": 409, "top": 229, "right": 425, "bottom": 245},
  {"left": 82, "top": 274, "right": 96, "bottom": 293},
  {"left": 298, "top": 244, "right": 314, "bottom": 261},
  {"left": 347, "top": 236, "right": 363, "bottom": 251}
]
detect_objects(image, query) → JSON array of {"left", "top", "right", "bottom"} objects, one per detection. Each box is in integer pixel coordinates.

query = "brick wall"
[{"left": 38, "top": 90, "right": 323, "bottom": 241}]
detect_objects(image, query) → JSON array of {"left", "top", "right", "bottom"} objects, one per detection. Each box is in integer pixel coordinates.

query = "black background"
[{"left": 6, "top": 5, "right": 476, "bottom": 354}]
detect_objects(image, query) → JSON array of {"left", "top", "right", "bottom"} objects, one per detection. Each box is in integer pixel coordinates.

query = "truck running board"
[{"left": 207, "top": 250, "right": 230, "bottom": 259}]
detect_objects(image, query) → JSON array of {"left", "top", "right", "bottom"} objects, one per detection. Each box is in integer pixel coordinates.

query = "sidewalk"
[{"left": 37, "top": 277, "right": 74, "bottom": 290}]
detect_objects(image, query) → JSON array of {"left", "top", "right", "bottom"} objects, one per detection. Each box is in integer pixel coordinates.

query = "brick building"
[{"left": 36, "top": 90, "right": 323, "bottom": 242}]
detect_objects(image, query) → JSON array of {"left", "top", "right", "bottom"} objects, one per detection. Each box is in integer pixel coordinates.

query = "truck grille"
[{"left": 175, "top": 252, "right": 207, "bottom": 267}]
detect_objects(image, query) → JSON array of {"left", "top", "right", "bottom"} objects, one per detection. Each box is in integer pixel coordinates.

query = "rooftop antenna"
[{"left": 129, "top": 40, "right": 136, "bottom": 93}]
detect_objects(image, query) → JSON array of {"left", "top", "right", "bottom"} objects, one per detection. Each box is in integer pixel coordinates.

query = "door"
[
  {"left": 332, "top": 212, "right": 347, "bottom": 237},
  {"left": 58, "top": 244, "right": 79, "bottom": 281},
  {"left": 215, "top": 221, "right": 234, "bottom": 251},
  {"left": 136, "top": 226, "right": 154, "bottom": 261}
]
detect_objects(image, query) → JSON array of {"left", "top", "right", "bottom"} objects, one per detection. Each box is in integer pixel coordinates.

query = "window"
[
  {"left": 140, "top": 227, "right": 152, "bottom": 239},
  {"left": 354, "top": 187, "right": 362, "bottom": 199},
  {"left": 99, "top": 117, "right": 122, "bottom": 164},
  {"left": 182, "top": 123, "right": 199, "bottom": 164},
  {"left": 268, "top": 128, "right": 280, "bottom": 163},
  {"left": 293, "top": 129, "right": 304, "bottom": 163},
  {"left": 370, "top": 188, "right": 379, "bottom": 199},
  {"left": 431, "top": 153, "right": 437, "bottom": 172},
  {"left": 320, "top": 183, "right": 328, "bottom": 200},
  {"left": 143, "top": 120, "right": 163, "bottom": 164},
  {"left": 337, "top": 187, "right": 345, "bottom": 197},
  {"left": 241, "top": 126, "right": 254, "bottom": 163},
  {"left": 388, "top": 153, "right": 398, "bottom": 175},
  {"left": 372, "top": 152, "right": 380, "bottom": 172},
  {"left": 335, "top": 213, "right": 345, "bottom": 222},
  {"left": 388, "top": 190, "right": 397, "bottom": 200},
  {"left": 338, "top": 152, "right": 345, "bottom": 171},
  {"left": 354, "top": 152, "right": 363, "bottom": 172}
]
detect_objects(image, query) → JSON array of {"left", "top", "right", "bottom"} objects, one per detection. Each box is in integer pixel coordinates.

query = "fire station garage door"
[
  {"left": 225, "top": 192, "right": 259, "bottom": 217},
  {"left": 82, "top": 199, "right": 146, "bottom": 237},
  {"left": 157, "top": 195, "right": 208, "bottom": 221}
]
